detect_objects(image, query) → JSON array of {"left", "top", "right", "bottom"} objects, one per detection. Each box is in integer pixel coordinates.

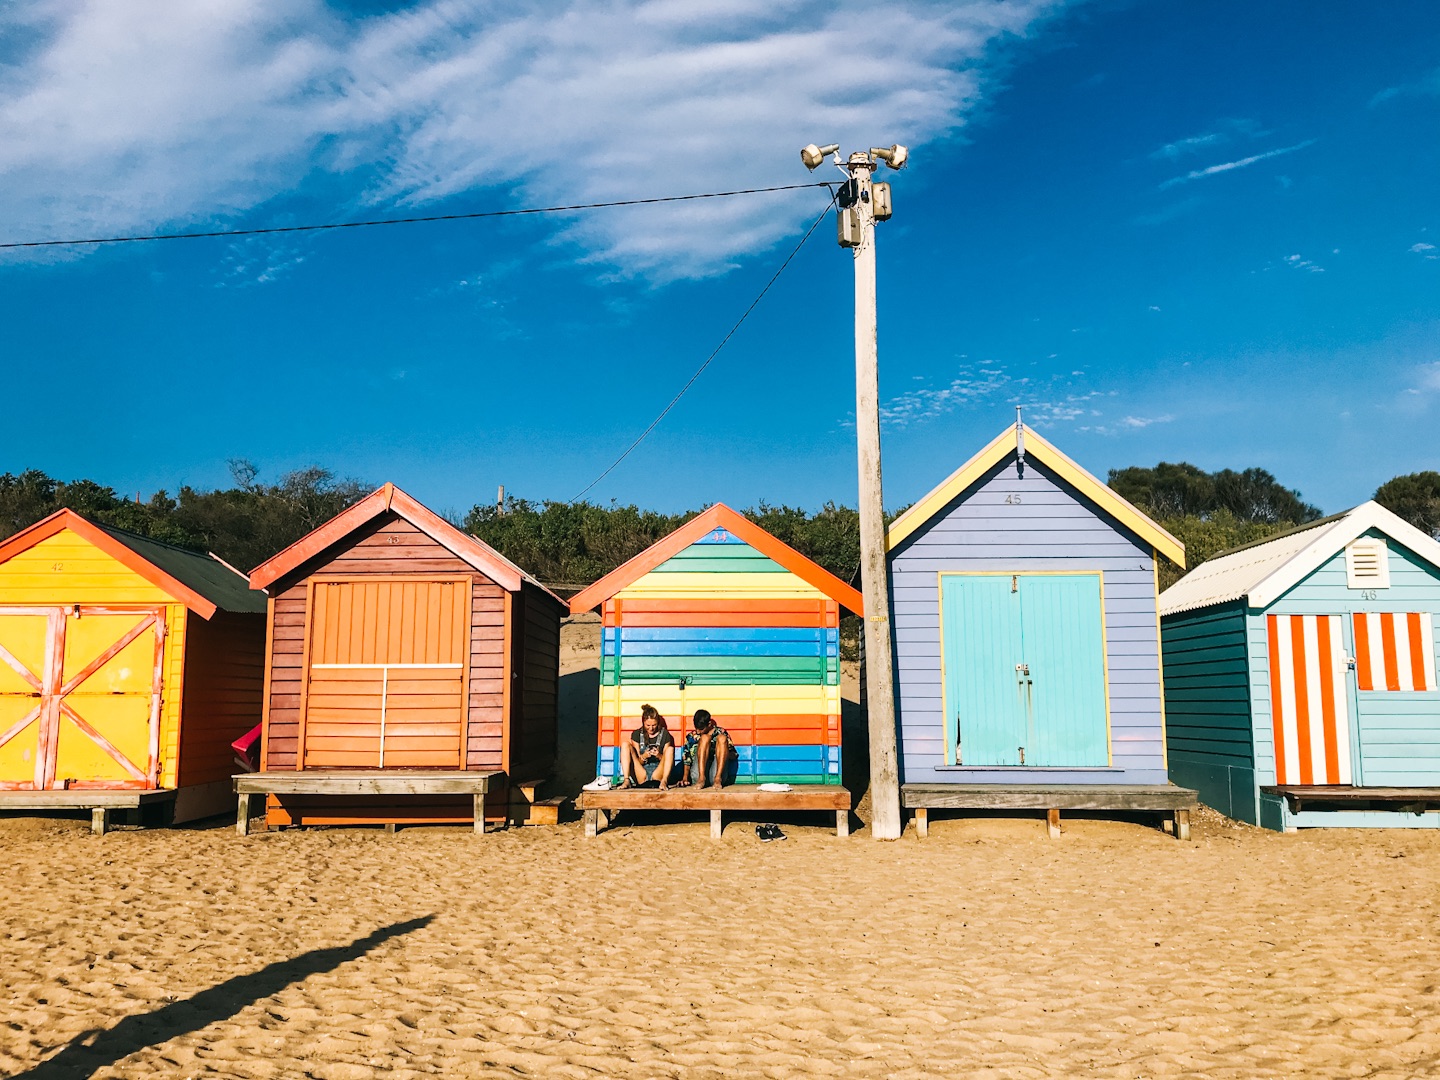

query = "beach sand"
[{"left": 4, "top": 618, "right": 1440, "bottom": 1078}]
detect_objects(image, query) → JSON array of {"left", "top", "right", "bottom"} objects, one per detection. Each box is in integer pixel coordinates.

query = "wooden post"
[
  {"left": 236, "top": 793, "right": 250, "bottom": 836},
  {"left": 91, "top": 808, "right": 109, "bottom": 836},
  {"left": 1046, "top": 808, "right": 1061, "bottom": 839},
  {"left": 1174, "top": 808, "right": 1191, "bottom": 842},
  {"left": 914, "top": 807, "right": 928, "bottom": 839},
  {"left": 851, "top": 153, "right": 902, "bottom": 842},
  {"left": 836, "top": 809, "right": 849, "bottom": 837},
  {"left": 584, "top": 808, "right": 599, "bottom": 838},
  {"left": 473, "top": 793, "right": 486, "bottom": 835},
  {"left": 710, "top": 809, "right": 723, "bottom": 839},
  {"left": 385, "top": 822, "right": 398, "bottom": 835}
]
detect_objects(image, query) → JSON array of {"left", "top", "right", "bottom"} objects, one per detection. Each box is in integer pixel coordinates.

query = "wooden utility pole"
[{"left": 803, "top": 142, "right": 907, "bottom": 839}]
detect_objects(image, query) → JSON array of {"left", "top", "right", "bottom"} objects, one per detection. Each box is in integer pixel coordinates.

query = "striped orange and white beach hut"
[{"left": 1159, "top": 501, "right": 1440, "bottom": 830}]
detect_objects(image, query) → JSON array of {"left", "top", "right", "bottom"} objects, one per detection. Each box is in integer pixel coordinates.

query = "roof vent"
[{"left": 1345, "top": 537, "right": 1389, "bottom": 590}]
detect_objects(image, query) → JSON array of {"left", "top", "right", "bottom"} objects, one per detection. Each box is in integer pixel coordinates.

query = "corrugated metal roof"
[
  {"left": 96, "top": 524, "right": 267, "bottom": 614},
  {"left": 1158, "top": 515, "right": 1345, "bottom": 616}
]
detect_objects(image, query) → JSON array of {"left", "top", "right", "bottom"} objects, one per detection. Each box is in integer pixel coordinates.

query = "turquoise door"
[
  {"left": 941, "top": 575, "right": 1025, "bottom": 765},
  {"left": 941, "top": 573, "right": 1109, "bottom": 768}
]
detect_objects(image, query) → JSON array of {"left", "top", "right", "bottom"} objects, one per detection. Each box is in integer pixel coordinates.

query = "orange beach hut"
[
  {"left": 0, "top": 510, "right": 266, "bottom": 831},
  {"left": 244, "top": 483, "right": 565, "bottom": 829}
]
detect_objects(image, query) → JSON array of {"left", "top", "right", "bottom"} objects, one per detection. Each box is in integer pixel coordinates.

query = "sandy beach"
[{"left": 3, "top": 619, "right": 1440, "bottom": 1078}]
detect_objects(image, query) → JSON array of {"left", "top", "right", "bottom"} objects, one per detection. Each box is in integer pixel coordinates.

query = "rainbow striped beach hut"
[
  {"left": 1161, "top": 501, "right": 1440, "bottom": 830},
  {"left": 568, "top": 505, "right": 862, "bottom": 787}
]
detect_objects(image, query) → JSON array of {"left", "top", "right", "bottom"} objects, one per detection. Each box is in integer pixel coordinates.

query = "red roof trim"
[
  {"left": 248, "top": 482, "right": 526, "bottom": 594},
  {"left": 0, "top": 509, "right": 218, "bottom": 618},
  {"left": 568, "top": 504, "right": 864, "bottom": 615}
]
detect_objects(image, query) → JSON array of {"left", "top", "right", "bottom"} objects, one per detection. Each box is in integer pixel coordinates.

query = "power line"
[
  {"left": 570, "top": 189, "right": 838, "bottom": 503},
  {"left": 0, "top": 183, "right": 833, "bottom": 250}
]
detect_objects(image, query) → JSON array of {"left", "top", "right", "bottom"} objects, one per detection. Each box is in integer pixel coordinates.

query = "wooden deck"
[
  {"left": 1262, "top": 785, "right": 1440, "bottom": 814},
  {"left": 0, "top": 788, "right": 178, "bottom": 835},
  {"left": 576, "top": 785, "right": 852, "bottom": 838},
  {"left": 233, "top": 771, "right": 502, "bottom": 835},
  {"left": 902, "top": 783, "right": 1198, "bottom": 840}
]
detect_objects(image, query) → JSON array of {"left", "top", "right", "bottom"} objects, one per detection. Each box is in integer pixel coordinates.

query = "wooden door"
[
  {"left": 940, "top": 574, "right": 1108, "bottom": 768},
  {"left": 1267, "top": 614, "right": 1353, "bottom": 786},
  {"left": 0, "top": 607, "right": 164, "bottom": 790},
  {"left": 940, "top": 575, "right": 1026, "bottom": 766},
  {"left": 301, "top": 579, "right": 470, "bottom": 769}
]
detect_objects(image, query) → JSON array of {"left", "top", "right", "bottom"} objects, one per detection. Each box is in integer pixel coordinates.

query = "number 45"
[{"left": 1004, "top": 494, "right": 1022, "bottom": 505}]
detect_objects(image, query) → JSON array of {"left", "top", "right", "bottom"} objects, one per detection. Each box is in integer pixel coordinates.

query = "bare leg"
[
  {"left": 619, "top": 741, "right": 640, "bottom": 787},
  {"left": 696, "top": 732, "right": 715, "bottom": 788},
  {"left": 712, "top": 734, "right": 734, "bottom": 788},
  {"left": 657, "top": 744, "right": 675, "bottom": 789}
]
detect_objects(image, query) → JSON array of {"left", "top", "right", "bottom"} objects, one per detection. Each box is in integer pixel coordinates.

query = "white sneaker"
[{"left": 583, "top": 776, "right": 612, "bottom": 791}]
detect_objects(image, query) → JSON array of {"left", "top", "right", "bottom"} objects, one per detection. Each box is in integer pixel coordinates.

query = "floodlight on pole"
[{"left": 801, "top": 141, "right": 908, "bottom": 841}]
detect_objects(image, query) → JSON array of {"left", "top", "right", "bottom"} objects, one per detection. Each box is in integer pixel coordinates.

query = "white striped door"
[{"left": 1267, "top": 614, "right": 1352, "bottom": 786}]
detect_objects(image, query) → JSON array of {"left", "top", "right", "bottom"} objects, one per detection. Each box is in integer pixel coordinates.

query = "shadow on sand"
[{"left": 15, "top": 915, "right": 434, "bottom": 1080}]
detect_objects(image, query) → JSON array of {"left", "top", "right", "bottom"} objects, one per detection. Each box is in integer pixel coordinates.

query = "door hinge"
[{"left": 1018, "top": 746, "right": 1026, "bottom": 765}]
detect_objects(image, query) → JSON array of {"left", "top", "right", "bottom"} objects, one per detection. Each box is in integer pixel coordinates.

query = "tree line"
[{"left": 2, "top": 459, "right": 1438, "bottom": 593}]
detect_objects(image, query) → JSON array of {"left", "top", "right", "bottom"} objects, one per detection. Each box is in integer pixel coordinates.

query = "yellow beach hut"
[{"left": 0, "top": 510, "right": 266, "bottom": 831}]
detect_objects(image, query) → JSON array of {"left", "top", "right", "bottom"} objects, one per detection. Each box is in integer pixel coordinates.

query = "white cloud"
[
  {"left": 1079, "top": 413, "right": 1174, "bottom": 436},
  {"left": 1159, "top": 139, "right": 1316, "bottom": 190},
  {"left": 0, "top": 0, "right": 1065, "bottom": 279},
  {"left": 1149, "top": 117, "right": 1265, "bottom": 161},
  {"left": 1370, "top": 67, "right": 1440, "bottom": 107},
  {"left": 1412, "top": 242, "right": 1438, "bottom": 261},
  {"left": 1283, "top": 253, "right": 1324, "bottom": 273}
]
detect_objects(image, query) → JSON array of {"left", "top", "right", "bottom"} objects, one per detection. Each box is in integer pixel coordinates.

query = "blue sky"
[{"left": 0, "top": 0, "right": 1436, "bottom": 518}]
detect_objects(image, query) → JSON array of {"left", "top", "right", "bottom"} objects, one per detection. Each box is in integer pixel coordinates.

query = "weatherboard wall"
[
  {"left": 889, "top": 452, "right": 1168, "bottom": 786},
  {"left": 597, "top": 527, "right": 842, "bottom": 784},
  {"left": 1160, "top": 600, "right": 1257, "bottom": 823}
]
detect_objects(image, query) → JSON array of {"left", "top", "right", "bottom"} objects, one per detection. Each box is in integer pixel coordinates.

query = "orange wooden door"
[
  {"left": 302, "top": 579, "right": 470, "bottom": 769},
  {"left": 0, "top": 607, "right": 163, "bottom": 790}
]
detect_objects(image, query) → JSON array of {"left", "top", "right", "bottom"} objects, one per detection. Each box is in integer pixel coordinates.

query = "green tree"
[{"left": 1375, "top": 471, "right": 1440, "bottom": 538}]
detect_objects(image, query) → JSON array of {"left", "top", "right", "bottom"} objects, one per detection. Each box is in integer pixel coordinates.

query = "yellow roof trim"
[{"left": 886, "top": 424, "right": 1186, "bottom": 568}]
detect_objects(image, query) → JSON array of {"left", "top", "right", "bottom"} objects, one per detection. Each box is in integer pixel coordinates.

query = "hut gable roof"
[
  {"left": 886, "top": 423, "right": 1186, "bottom": 567},
  {"left": 0, "top": 509, "right": 263, "bottom": 618},
  {"left": 567, "top": 503, "right": 864, "bottom": 616},
  {"left": 248, "top": 482, "right": 563, "bottom": 604},
  {"left": 1159, "top": 501, "right": 1440, "bottom": 616}
]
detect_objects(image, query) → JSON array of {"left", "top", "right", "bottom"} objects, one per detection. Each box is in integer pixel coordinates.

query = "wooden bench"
[
  {"left": 0, "top": 789, "right": 178, "bottom": 835},
  {"left": 576, "top": 784, "right": 852, "bottom": 838},
  {"left": 902, "top": 783, "right": 1198, "bottom": 840},
  {"left": 233, "top": 771, "right": 502, "bottom": 835}
]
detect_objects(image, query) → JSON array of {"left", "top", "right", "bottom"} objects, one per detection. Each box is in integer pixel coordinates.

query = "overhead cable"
[
  {"left": 0, "top": 184, "right": 833, "bottom": 250},
  {"left": 569, "top": 190, "right": 838, "bottom": 503}
]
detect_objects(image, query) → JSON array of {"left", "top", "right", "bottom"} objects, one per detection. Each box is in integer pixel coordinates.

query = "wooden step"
[
  {"left": 509, "top": 778, "right": 546, "bottom": 804},
  {"left": 510, "top": 795, "right": 564, "bottom": 826}
]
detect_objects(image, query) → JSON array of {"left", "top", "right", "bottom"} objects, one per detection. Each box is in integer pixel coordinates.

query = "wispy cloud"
[
  {"left": 1283, "top": 253, "right": 1325, "bottom": 273},
  {"left": 1149, "top": 118, "right": 1265, "bottom": 161},
  {"left": 1159, "top": 139, "right": 1316, "bottom": 190},
  {"left": 1080, "top": 413, "right": 1173, "bottom": 436},
  {"left": 1370, "top": 67, "right": 1440, "bottom": 107},
  {"left": 1412, "top": 242, "right": 1438, "bottom": 261},
  {"left": 867, "top": 365, "right": 1147, "bottom": 434},
  {"left": 213, "top": 238, "right": 308, "bottom": 287},
  {"left": 0, "top": 0, "right": 1066, "bottom": 280}
]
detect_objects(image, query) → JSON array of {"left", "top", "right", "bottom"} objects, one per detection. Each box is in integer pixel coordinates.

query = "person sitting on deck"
[
  {"left": 679, "top": 709, "right": 736, "bottom": 789},
  {"left": 620, "top": 704, "right": 676, "bottom": 789}
]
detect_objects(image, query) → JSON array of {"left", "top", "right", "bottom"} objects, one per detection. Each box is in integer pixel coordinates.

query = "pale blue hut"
[
  {"left": 1160, "top": 501, "right": 1440, "bottom": 830},
  {"left": 887, "top": 422, "right": 1197, "bottom": 838}
]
